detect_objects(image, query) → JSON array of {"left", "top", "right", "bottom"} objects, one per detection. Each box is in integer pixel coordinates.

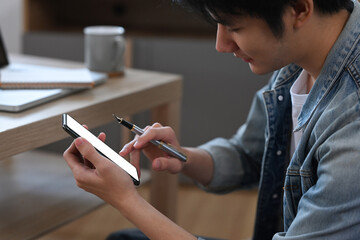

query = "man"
[{"left": 63, "top": 0, "right": 360, "bottom": 239}]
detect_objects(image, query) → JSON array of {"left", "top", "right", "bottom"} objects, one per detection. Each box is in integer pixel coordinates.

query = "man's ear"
[{"left": 291, "top": 0, "right": 314, "bottom": 29}]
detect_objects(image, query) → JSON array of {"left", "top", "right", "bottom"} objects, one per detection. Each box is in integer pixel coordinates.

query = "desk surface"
[{"left": 0, "top": 54, "right": 182, "bottom": 160}]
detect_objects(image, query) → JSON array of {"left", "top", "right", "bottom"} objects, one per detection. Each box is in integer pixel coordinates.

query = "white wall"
[{"left": 0, "top": 0, "right": 23, "bottom": 53}]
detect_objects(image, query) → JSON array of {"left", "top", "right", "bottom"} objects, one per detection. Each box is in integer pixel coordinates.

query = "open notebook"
[
  {"left": 0, "top": 29, "right": 107, "bottom": 112},
  {"left": 0, "top": 67, "right": 100, "bottom": 89}
]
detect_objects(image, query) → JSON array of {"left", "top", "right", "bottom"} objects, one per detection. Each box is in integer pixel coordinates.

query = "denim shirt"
[{"left": 198, "top": 1, "right": 360, "bottom": 239}]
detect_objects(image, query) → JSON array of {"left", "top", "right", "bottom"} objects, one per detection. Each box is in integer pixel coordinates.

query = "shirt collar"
[{"left": 294, "top": 0, "right": 359, "bottom": 131}]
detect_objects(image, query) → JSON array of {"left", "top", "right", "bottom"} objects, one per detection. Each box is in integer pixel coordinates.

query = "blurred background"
[
  {"left": 0, "top": 0, "right": 270, "bottom": 153},
  {"left": 0, "top": 1, "right": 271, "bottom": 239}
]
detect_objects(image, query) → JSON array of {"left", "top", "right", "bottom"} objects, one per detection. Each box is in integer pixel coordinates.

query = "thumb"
[
  {"left": 74, "top": 137, "right": 104, "bottom": 167},
  {"left": 152, "top": 157, "right": 183, "bottom": 174}
]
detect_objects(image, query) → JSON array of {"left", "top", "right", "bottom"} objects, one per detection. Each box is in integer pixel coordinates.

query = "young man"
[{"left": 63, "top": 0, "right": 360, "bottom": 239}]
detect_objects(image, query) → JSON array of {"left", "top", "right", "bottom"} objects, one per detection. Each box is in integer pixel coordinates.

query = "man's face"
[{"left": 214, "top": 10, "right": 297, "bottom": 75}]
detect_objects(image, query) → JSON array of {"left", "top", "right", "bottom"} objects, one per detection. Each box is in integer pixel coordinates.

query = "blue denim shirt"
[{"left": 198, "top": 1, "right": 360, "bottom": 239}]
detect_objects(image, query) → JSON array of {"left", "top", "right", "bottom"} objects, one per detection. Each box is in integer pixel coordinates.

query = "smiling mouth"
[
  {"left": 234, "top": 53, "right": 253, "bottom": 63},
  {"left": 242, "top": 57, "right": 253, "bottom": 63}
]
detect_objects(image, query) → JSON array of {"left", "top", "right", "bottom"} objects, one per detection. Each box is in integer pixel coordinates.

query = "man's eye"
[{"left": 228, "top": 27, "right": 241, "bottom": 33}]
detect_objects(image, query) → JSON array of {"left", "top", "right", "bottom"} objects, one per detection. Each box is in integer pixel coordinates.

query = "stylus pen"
[{"left": 113, "top": 114, "right": 187, "bottom": 162}]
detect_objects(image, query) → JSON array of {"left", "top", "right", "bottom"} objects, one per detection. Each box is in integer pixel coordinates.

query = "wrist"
[
  {"left": 111, "top": 188, "right": 141, "bottom": 213},
  {"left": 181, "top": 147, "right": 214, "bottom": 186},
  {"left": 181, "top": 147, "right": 193, "bottom": 173}
]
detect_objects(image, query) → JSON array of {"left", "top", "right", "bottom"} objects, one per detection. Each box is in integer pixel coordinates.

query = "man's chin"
[{"left": 249, "top": 64, "right": 281, "bottom": 75}]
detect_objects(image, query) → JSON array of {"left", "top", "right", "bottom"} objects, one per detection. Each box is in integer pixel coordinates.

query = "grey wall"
[
  {"left": 23, "top": 33, "right": 270, "bottom": 152},
  {"left": 132, "top": 37, "right": 270, "bottom": 145}
]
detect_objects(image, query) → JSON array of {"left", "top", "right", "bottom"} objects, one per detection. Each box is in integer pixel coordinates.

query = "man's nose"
[{"left": 215, "top": 24, "right": 238, "bottom": 53}]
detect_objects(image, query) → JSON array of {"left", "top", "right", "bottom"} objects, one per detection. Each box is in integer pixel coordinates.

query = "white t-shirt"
[{"left": 290, "top": 70, "right": 309, "bottom": 157}]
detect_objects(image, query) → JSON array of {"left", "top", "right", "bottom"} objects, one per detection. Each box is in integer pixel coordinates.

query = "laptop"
[{"left": 0, "top": 29, "right": 107, "bottom": 112}]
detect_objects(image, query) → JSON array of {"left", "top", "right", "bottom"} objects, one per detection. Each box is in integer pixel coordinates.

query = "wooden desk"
[{"left": 0, "top": 54, "right": 182, "bottom": 238}]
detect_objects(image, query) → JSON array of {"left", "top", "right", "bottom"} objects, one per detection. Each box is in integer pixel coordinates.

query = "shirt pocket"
[
  {"left": 284, "top": 168, "right": 302, "bottom": 219},
  {"left": 300, "top": 168, "right": 317, "bottom": 193},
  {"left": 284, "top": 167, "right": 317, "bottom": 220}
]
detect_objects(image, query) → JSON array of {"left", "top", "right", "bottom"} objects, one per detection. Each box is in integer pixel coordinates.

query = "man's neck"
[{"left": 297, "top": 9, "right": 351, "bottom": 88}]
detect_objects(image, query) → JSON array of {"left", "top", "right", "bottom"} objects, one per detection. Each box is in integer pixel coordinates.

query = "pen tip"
[{"left": 112, "top": 114, "right": 123, "bottom": 123}]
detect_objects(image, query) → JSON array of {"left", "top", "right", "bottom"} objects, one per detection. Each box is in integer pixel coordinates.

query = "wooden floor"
[{"left": 38, "top": 183, "right": 258, "bottom": 240}]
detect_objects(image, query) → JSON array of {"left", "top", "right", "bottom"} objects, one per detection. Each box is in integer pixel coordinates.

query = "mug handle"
[{"left": 113, "top": 36, "right": 126, "bottom": 71}]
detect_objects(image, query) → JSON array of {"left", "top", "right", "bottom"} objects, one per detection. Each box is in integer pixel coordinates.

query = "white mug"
[{"left": 84, "top": 26, "right": 126, "bottom": 74}]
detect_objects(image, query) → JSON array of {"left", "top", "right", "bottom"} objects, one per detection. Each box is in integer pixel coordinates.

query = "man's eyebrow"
[
  {"left": 213, "top": 18, "right": 229, "bottom": 25},
  {"left": 210, "top": 15, "right": 233, "bottom": 26},
  {"left": 209, "top": 12, "right": 242, "bottom": 27},
  {"left": 206, "top": 9, "right": 232, "bottom": 26}
]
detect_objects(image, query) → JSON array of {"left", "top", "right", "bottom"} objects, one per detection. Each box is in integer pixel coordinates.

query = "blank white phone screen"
[{"left": 65, "top": 114, "right": 139, "bottom": 182}]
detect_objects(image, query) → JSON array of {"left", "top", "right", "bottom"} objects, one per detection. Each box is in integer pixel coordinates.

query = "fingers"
[
  {"left": 65, "top": 125, "right": 105, "bottom": 169},
  {"left": 119, "top": 138, "right": 137, "bottom": 156},
  {"left": 134, "top": 123, "right": 178, "bottom": 149},
  {"left": 63, "top": 139, "right": 99, "bottom": 188},
  {"left": 63, "top": 137, "right": 136, "bottom": 201},
  {"left": 84, "top": 158, "right": 95, "bottom": 169},
  {"left": 74, "top": 137, "right": 107, "bottom": 169},
  {"left": 119, "top": 122, "right": 183, "bottom": 174},
  {"left": 120, "top": 123, "right": 178, "bottom": 152},
  {"left": 98, "top": 132, "right": 106, "bottom": 142},
  {"left": 63, "top": 140, "right": 84, "bottom": 171}
]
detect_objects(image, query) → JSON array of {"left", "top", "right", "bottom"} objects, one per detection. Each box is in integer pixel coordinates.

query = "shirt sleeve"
[{"left": 197, "top": 85, "right": 268, "bottom": 193}]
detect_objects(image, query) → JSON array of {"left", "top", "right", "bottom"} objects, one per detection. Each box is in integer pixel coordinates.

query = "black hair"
[{"left": 174, "top": 0, "right": 354, "bottom": 38}]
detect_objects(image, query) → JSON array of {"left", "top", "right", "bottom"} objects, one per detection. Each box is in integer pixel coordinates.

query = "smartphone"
[{"left": 62, "top": 113, "right": 140, "bottom": 185}]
